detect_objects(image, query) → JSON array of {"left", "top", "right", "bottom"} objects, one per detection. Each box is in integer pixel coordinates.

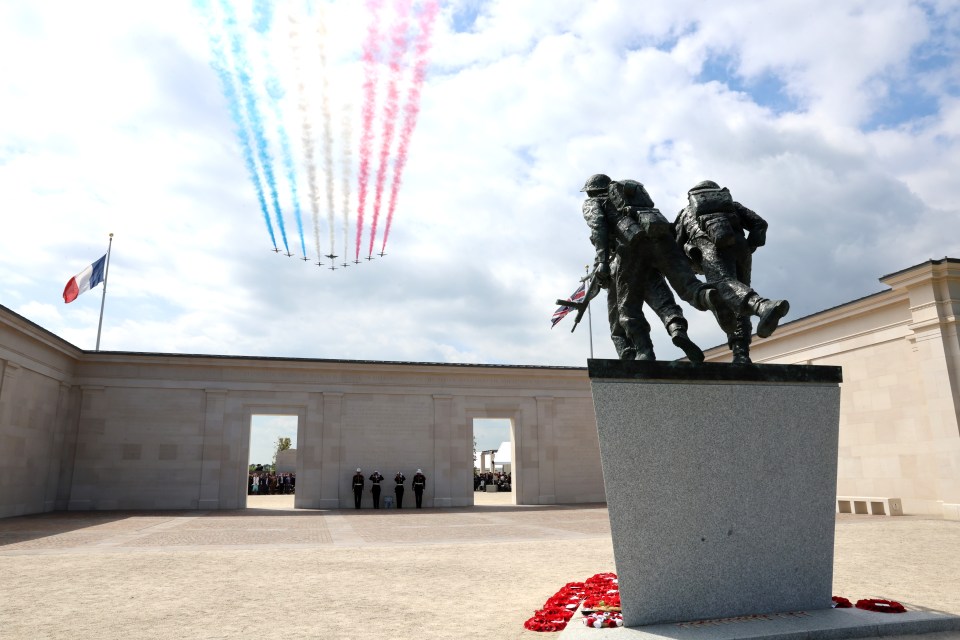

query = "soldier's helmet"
[
  {"left": 580, "top": 174, "right": 612, "bottom": 193},
  {"left": 688, "top": 180, "right": 721, "bottom": 193}
]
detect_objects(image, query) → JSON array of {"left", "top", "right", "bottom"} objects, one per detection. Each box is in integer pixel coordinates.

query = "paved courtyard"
[{"left": 1, "top": 496, "right": 958, "bottom": 639}]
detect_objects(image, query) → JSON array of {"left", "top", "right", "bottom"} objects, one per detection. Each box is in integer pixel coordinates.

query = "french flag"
[{"left": 62, "top": 255, "right": 107, "bottom": 303}]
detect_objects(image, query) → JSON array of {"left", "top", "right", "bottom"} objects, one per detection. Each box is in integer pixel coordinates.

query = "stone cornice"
[{"left": 880, "top": 257, "right": 960, "bottom": 290}]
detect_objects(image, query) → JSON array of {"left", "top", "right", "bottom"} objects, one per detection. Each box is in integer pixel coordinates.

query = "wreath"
[
  {"left": 855, "top": 599, "right": 906, "bottom": 613},
  {"left": 523, "top": 617, "right": 566, "bottom": 633},
  {"left": 582, "top": 594, "right": 621, "bottom": 612},
  {"left": 831, "top": 596, "right": 852, "bottom": 608},
  {"left": 523, "top": 606, "right": 575, "bottom": 632},
  {"left": 583, "top": 612, "right": 623, "bottom": 628},
  {"left": 523, "top": 573, "right": 619, "bottom": 632}
]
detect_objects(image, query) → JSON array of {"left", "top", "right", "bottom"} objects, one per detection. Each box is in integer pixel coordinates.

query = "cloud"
[{"left": 1, "top": 0, "right": 958, "bottom": 368}]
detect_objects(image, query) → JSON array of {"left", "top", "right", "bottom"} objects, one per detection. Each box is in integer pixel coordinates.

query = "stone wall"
[
  {"left": 0, "top": 309, "right": 81, "bottom": 518},
  {"left": 0, "top": 304, "right": 601, "bottom": 518}
]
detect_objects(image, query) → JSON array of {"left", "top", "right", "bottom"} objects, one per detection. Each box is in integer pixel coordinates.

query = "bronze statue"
[
  {"left": 578, "top": 174, "right": 727, "bottom": 363},
  {"left": 674, "top": 180, "right": 789, "bottom": 363}
]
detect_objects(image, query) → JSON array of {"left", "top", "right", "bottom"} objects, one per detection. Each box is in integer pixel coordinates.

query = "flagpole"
[
  {"left": 585, "top": 265, "right": 594, "bottom": 359},
  {"left": 95, "top": 233, "right": 113, "bottom": 352}
]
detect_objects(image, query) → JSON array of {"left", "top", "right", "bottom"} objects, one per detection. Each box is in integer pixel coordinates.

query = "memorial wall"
[{"left": 0, "top": 307, "right": 601, "bottom": 518}]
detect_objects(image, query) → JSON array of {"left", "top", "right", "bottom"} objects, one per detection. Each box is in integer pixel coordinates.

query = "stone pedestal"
[{"left": 589, "top": 360, "right": 843, "bottom": 627}]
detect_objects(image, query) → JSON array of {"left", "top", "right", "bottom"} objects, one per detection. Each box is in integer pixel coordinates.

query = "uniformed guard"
[
  {"left": 412, "top": 469, "right": 426, "bottom": 509},
  {"left": 394, "top": 471, "right": 406, "bottom": 509},
  {"left": 369, "top": 470, "right": 384, "bottom": 509},
  {"left": 351, "top": 468, "right": 364, "bottom": 509}
]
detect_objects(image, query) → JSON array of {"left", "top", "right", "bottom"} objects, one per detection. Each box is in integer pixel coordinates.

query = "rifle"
[{"left": 555, "top": 267, "right": 604, "bottom": 333}]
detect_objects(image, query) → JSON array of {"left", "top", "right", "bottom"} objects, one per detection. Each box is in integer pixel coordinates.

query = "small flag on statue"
[
  {"left": 551, "top": 281, "right": 586, "bottom": 328},
  {"left": 63, "top": 255, "right": 107, "bottom": 303}
]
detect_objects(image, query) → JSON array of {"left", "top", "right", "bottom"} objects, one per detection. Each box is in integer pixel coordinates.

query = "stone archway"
[{"left": 471, "top": 417, "right": 516, "bottom": 505}]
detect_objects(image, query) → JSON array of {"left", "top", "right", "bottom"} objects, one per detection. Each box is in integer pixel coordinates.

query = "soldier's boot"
[
  {"left": 667, "top": 321, "right": 704, "bottom": 363},
  {"left": 699, "top": 287, "right": 738, "bottom": 335},
  {"left": 748, "top": 296, "right": 790, "bottom": 339},
  {"left": 619, "top": 348, "right": 637, "bottom": 360},
  {"left": 730, "top": 338, "right": 752, "bottom": 364},
  {"left": 633, "top": 334, "right": 656, "bottom": 361}
]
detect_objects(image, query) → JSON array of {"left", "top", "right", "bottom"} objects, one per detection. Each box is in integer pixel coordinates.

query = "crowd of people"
[
  {"left": 248, "top": 471, "right": 296, "bottom": 495},
  {"left": 475, "top": 471, "right": 511, "bottom": 492}
]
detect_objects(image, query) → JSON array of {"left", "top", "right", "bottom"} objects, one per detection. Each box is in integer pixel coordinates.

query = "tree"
[{"left": 273, "top": 436, "right": 292, "bottom": 465}]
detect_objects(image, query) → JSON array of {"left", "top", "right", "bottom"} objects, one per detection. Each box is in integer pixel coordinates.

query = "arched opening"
[
  {"left": 246, "top": 414, "right": 298, "bottom": 509},
  {"left": 472, "top": 417, "right": 515, "bottom": 506}
]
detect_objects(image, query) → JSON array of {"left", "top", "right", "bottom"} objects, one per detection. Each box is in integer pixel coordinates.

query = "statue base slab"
[{"left": 557, "top": 605, "right": 960, "bottom": 639}]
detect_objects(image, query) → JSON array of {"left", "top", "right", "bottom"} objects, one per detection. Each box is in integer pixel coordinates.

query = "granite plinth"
[
  {"left": 589, "top": 359, "right": 843, "bottom": 627},
  {"left": 556, "top": 605, "right": 960, "bottom": 639}
]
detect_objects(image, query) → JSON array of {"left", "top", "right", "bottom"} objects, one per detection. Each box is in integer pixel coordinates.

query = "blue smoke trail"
[
  {"left": 219, "top": 0, "right": 290, "bottom": 254},
  {"left": 256, "top": 1, "right": 308, "bottom": 260},
  {"left": 252, "top": 0, "right": 273, "bottom": 34},
  {"left": 265, "top": 77, "right": 308, "bottom": 258},
  {"left": 195, "top": 0, "right": 277, "bottom": 249}
]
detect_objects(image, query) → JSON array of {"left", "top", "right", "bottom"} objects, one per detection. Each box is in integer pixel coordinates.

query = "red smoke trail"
[
  {"left": 354, "top": 0, "right": 385, "bottom": 262},
  {"left": 367, "top": 0, "right": 413, "bottom": 259},
  {"left": 380, "top": 0, "right": 439, "bottom": 255}
]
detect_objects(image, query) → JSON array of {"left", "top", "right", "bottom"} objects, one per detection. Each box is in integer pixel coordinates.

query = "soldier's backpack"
[
  {"left": 608, "top": 179, "right": 654, "bottom": 209},
  {"left": 606, "top": 180, "right": 672, "bottom": 244},
  {"left": 688, "top": 185, "right": 736, "bottom": 247}
]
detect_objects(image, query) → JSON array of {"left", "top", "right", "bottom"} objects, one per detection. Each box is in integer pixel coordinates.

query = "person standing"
[
  {"left": 412, "top": 468, "right": 426, "bottom": 509},
  {"left": 352, "top": 468, "right": 364, "bottom": 509},
  {"left": 369, "top": 470, "right": 384, "bottom": 509},
  {"left": 394, "top": 471, "right": 406, "bottom": 509}
]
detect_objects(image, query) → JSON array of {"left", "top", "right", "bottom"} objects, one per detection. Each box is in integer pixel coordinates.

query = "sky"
[
  {"left": 248, "top": 415, "right": 508, "bottom": 467},
  {"left": 2, "top": 0, "right": 959, "bottom": 368},
  {"left": 249, "top": 414, "right": 298, "bottom": 467}
]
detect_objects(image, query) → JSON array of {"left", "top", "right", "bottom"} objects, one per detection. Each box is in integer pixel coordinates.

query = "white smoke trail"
[
  {"left": 341, "top": 103, "right": 353, "bottom": 263},
  {"left": 288, "top": 10, "right": 323, "bottom": 262},
  {"left": 316, "top": 7, "right": 336, "bottom": 259}
]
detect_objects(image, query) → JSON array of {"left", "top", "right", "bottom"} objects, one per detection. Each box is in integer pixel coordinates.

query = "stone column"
[
  {"left": 54, "top": 383, "right": 80, "bottom": 511},
  {"left": 42, "top": 382, "right": 72, "bottom": 512},
  {"left": 516, "top": 398, "right": 539, "bottom": 505},
  {"left": 432, "top": 395, "right": 453, "bottom": 507},
  {"left": 68, "top": 385, "right": 105, "bottom": 511},
  {"left": 198, "top": 389, "right": 228, "bottom": 510},
  {"left": 900, "top": 269, "right": 960, "bottom": 518},
  {"left": 295, "top": 392, "right": 325, "bottom": 508},
  {"left": 535, "top": 396, "right": 556, "bottom": 504},
  {"left": 319, "top": 393, "right": 343, "bottom": 508}
]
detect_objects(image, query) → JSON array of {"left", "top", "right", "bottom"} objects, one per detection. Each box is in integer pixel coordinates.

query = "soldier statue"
[
  {"left": 674, "top": 180, "right": 789, "bottom": 363},
  {"left": 580, "top": 174, "right": 729, "bottom": 362}
]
